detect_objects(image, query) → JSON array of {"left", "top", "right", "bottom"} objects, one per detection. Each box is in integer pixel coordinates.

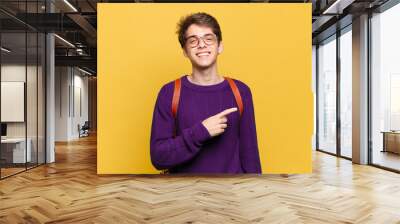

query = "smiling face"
[{"left": 182, "top": 24, "right": 223, "bottom": 69}]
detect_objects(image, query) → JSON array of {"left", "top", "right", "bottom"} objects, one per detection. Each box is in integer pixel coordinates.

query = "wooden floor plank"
[{"left": 1, "top": 134, "right": 400, "bottom": 223}]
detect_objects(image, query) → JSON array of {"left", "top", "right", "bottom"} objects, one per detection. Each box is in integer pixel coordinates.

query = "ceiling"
[{"left": 0, "top": 0, "right": 393, "bottom": 75}]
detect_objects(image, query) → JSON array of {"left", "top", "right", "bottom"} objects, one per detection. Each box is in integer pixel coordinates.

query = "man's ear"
[
  {"left": 217, "top": 41, "right": 224, "bottom": 54},
  {"left": 182, "top": 48, "right": 188, "bottom": 58}
]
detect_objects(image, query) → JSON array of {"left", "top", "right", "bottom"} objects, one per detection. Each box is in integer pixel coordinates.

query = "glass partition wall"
[{"left": 0, "top": 1, "right": 46, "bottom": 179}]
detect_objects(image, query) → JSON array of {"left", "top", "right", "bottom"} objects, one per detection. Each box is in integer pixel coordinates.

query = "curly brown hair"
[{"left": 176, "top": 12, "right": 222, "bottom": 48}]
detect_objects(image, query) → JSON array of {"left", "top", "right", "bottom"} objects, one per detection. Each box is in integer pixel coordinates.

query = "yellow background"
[{"left": 97, "top": 3, "right": 312, "bottom": 174}]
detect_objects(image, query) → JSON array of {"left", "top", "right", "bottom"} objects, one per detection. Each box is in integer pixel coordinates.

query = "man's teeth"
[{"left": 197, "top": 52, "right": 210, "bottom": 56}]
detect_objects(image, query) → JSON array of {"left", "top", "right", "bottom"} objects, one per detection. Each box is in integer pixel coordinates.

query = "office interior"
[
  {"left": 0, "top": 0, "right": 97, "bottom": 179},
  {"left": 314, "top": 2, "right": 400, "bottom": 172},
  {"left": 0, "top": 0, "right": 400, "bottom": 222}
]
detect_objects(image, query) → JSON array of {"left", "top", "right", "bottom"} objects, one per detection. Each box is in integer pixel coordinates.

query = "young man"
[{"left": 150, "top": 12, "right": 261, "bottom": 174}]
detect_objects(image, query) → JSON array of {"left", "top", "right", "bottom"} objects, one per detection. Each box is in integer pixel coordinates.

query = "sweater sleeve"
[
  {"left": 150, "top": 85, "right": 211, "bottom": 170},
  {"left": 239, "top": 85, "right": 262, "bottom": 173}
]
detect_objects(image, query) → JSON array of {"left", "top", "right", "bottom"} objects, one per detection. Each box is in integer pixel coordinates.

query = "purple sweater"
[{"left": 150, "top": 75, "right": 262, "bottom": 174}]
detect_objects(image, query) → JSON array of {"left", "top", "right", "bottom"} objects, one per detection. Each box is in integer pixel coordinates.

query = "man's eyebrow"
[
  {"left": 185, "top": 33, "right": 214, "bottom": 39},
  {"left": 185, "top": 35, "right": 197, "bottom": 39}
]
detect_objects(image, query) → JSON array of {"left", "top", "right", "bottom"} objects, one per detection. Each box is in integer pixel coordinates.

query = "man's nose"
[{"left": 198, "top": 38, "right": 206, "bottom": 48}]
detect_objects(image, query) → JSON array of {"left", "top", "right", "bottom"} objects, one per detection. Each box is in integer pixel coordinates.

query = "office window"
[
  {"left": 371, "top": 3, "right": 400, "bottom": 171},
  {"left": 318, "top": 35, "right": 337, "bottom": 154},
  {"left": 339, "top": 28, "right": 352, "bottom": 158}
]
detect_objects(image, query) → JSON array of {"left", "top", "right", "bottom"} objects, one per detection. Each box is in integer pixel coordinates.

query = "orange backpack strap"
[
  {"left": 172, "top": 78, "right": 181, "bottom": 119},
  {"left": 165, "top": 78, "right": 182, "bottom": 174},
  {"left": 172, "top": 76, "right": 243, "bottom": 118},
  {"left": 225, "top": 77, "right": 243, "bottom": 117}
]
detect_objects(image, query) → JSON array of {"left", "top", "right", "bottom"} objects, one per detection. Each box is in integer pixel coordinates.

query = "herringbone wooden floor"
[{"left": 1, "top": 134, "right": 400, "bottom": 224}]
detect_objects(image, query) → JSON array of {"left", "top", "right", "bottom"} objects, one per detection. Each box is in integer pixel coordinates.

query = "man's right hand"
[{"left": 201, "top": 107, "right": 238, "bottom": 137}]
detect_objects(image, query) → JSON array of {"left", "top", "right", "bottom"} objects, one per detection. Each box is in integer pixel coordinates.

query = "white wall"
[
  {"left": 1, "top": 63, "right": 46, "bottom": 164},
  {"left": 55, "top": 66, "right": 70, "bottom": 141},
  {"left": 1, "top": 64, "right": 39, "bottom": 137},
  {"left": 72, "top": 73, "right": 89, "bottom": 138},
  {"left": 55, "top": 67, "right": 89, "bottom": 141}
]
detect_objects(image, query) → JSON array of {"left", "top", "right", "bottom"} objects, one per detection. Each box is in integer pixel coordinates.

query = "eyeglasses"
[{"left": 184, "top": 33, "right": 218, "bottom": 48}]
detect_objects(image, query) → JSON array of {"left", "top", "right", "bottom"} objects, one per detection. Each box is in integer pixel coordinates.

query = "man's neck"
[{"left": 189, "top": 64, "right": 223, "bottom": 86}]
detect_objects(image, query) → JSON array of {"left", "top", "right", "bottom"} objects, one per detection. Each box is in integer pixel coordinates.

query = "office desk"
[
  {"left": 381, "top": 131, "right": 400, "bottom": 154},
  {"left": 1, "top": 138, "right": 31, "bottom": 163}
]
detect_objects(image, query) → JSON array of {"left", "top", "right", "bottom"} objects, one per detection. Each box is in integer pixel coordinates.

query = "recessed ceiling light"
[
  {"left": 54, "top": 34, "right": 75, "bottom": 48},
  {"left": 63, "top": 0, "right": 78, "bottom": 12},
  {"left": 77, "top": 67, "right": 93, "bottom": 76},
  {"left": 1, "top": 47, "right": 11, "bottom": 53},
  {"left": 322, "top": 0, "right": 355, "bottom": 14}
]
